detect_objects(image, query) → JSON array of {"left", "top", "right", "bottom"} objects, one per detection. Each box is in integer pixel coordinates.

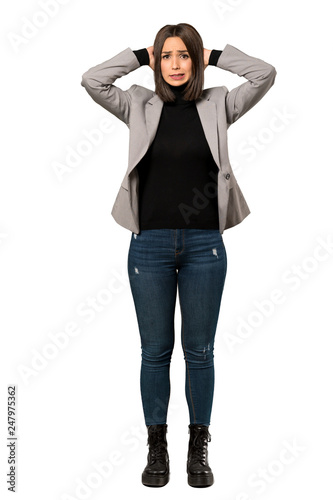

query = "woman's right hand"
[{"left": 146, "top": 46, "right": 155, "bottom": 71}]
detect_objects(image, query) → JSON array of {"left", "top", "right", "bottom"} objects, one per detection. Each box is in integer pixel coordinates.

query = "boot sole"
[
  {"left": 187, "top": 472, "right": 214, "bottom": 488},
  {"left": 142, "top": 471, "right": 170, "bottom": 487}
]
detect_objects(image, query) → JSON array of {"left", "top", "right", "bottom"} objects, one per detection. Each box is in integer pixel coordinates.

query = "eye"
[{"left": 161, "top": 53, "right": 190, "bottom": 59}]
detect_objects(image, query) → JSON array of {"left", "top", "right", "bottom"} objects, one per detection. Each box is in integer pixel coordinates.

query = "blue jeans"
[{"left": 127, "top": 229, "right": 227, "bottom": 426}]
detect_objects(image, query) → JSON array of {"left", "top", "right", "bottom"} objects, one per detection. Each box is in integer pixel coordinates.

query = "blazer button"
[{"left": 225, "top": 173, "right": 230, "bottom": 180}]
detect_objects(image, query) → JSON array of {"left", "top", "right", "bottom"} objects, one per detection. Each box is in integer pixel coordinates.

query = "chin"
[{"left": 167, "top": 78, "right": 189, "bottom": 85}]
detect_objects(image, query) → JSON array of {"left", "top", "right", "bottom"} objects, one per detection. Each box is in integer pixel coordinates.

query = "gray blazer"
[{"left": 81, "top": 44, "right": 276, "bottom": 234}]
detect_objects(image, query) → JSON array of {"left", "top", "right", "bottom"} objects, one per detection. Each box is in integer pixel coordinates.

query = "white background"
[{"left": 1, "top": 0, "right": 332, "bottom": 498}]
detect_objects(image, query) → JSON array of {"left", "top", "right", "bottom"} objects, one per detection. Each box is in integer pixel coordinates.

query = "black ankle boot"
[
  {"left": 142, "top": 424, "right": 170, "bottom": 487},
  {"left": 187, "top": 424, "right": 214, "bottom": 487}
]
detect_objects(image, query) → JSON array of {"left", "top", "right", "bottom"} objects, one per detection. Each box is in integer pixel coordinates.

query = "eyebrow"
[{"left": 161, "top": 50, "right": 189, "bottom": 54}]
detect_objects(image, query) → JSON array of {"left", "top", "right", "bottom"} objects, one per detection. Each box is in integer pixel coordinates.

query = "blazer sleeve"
[
  {"left": 216, "top": 44, "right": 277, "bottom": 125},
  {"left": 81, "top": 47, "right": 141, "bottom": 125}
]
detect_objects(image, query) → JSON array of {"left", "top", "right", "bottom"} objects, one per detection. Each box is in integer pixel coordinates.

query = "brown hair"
[{"left": 153, "top": 23, "right": 204, "bottom": 103}]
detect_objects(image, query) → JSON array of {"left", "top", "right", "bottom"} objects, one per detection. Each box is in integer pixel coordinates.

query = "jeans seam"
[
  {"left": 174, "top": 229, "right": 185, "bottom": 256},
  {"left": 181, "top": 313, "right": 196, "bottom": 423}
]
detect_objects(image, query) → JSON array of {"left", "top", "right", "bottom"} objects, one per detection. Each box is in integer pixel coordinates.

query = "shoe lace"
[
  {"left": 147, "top": 429, "right": 167, "bottom": 462},
  {"left": 191, "top": 431, "right": 211, "bottom": 464}
]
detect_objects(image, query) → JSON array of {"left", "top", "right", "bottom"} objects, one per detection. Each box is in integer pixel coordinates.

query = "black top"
[{"left": 132, "top": 48, "right": 223, "bottom": 230}]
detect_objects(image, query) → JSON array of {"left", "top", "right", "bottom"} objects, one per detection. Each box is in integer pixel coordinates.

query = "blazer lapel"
[
  {"left": 145, "top": 94, "right": 164, "bottom": 149},
  {"left": 126, "top": 95, "right": 163, "bottom": 180},
  {"left": 195, "top": 96, "right": 221, "bottom": 170}
]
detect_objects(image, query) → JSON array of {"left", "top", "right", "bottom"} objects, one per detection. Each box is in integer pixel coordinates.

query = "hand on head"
[{"left": 146, "top": 46, "right": 155, "bottom": 71}]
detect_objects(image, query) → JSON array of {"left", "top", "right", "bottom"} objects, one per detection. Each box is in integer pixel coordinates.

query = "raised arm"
[
  {"left": 81, "top": 47, "right": 150, "bottom": 125},
  {"left": 214, "top": 44, "right": 277, "bottom": 125}
]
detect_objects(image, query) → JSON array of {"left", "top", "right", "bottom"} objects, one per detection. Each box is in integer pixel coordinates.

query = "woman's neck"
[{"left": 166, "top": 82, "right": 190, "bottom": 104}]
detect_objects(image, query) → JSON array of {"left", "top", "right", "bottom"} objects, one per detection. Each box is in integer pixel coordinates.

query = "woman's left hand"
[
  {"left": 147, "top": 46, "right": 155, "bottom": 71},
  {"left": 203, "top": 48, "right": 212, "bottom": 69}
]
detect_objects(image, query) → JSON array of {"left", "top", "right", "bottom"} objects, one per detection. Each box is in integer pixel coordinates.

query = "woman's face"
[{"left": 160, "top": 36, "right": 192, "bottom": 86}]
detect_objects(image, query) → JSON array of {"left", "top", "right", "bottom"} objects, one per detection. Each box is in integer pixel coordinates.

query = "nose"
[{"left": 171, "top": 56, "right": 180, "bottom": 70}]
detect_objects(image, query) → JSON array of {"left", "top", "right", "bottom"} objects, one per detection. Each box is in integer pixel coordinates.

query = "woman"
[{"left": 81, "top": 23, "right": 276, "bottom": 488}]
